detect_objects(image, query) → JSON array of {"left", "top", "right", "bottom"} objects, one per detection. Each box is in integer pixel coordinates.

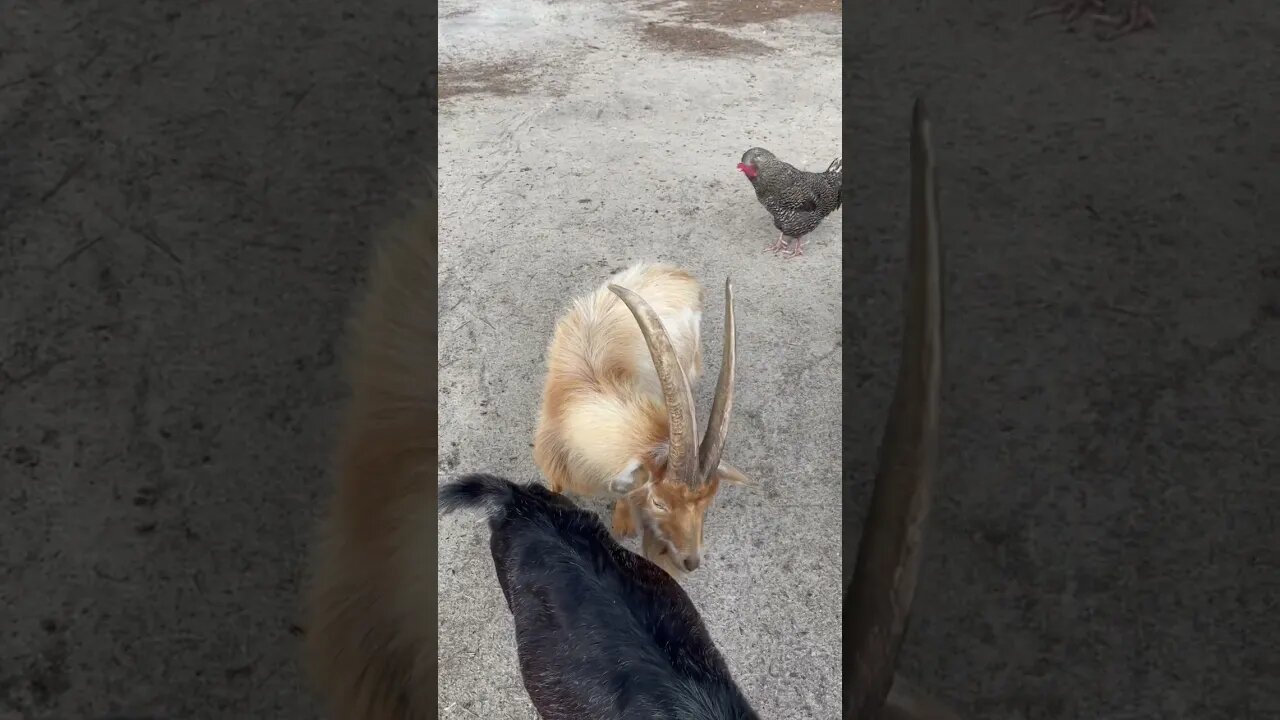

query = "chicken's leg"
[
  {"left": 1092, "top": 0, "right": 1155, "bottom": 40},
  {"left": 1027, "top": 0, "right": 1105, "bottom": 24},
  {"left": 765, "top": 232, "right": 790, "bottom": 254},
  {"left": 782, "top": 237, "right": 806, "bottom": 259},
  {"left": 1027, "top": 0, "right": 1154, "bottom": 39}
]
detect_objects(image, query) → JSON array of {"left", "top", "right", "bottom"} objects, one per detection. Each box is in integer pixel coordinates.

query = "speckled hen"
[{"left": 737, "top": 148, "right": 842, "bottom": 259}]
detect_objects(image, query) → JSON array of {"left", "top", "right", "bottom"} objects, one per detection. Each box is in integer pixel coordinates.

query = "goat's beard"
[
  {"left": 625, "top": 487, "right": 687, "bottom": 578},
  {"left": 640, "top": 524, "right": 686, "bottom": 578}
]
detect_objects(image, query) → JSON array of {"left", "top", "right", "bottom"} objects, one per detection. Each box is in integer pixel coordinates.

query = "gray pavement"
[
  {"left": 5, "top": 0, "right": 1275, "bottom": 719},
  {"left": 438, "top": 0, "right": 842, "bottom": 717},
  {"left": 847, "top": 2, "right": 1280, "bottom": 717},
  {"left": 2, "top": 3, "right": 431, "bottom": 718}
]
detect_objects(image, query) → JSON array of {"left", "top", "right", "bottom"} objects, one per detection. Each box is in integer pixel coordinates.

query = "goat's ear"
[{"left": 715, "top": 461, "right": 751, "bottom": 486}]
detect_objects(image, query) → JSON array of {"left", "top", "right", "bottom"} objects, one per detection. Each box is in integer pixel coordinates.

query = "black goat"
[{"left": 439, "top": 473, "right": 761, "bottom": 720}]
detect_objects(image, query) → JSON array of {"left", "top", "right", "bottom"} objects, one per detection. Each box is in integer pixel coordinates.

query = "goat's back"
[
  {"left": 555, "top": 262, "right": 704, "bottom": 397},
  {"left": 534, "top": 263, "right": 705, "bottom": 494},
  {"left": 442, "top": 475, "right": 759, "bottom": 720}
]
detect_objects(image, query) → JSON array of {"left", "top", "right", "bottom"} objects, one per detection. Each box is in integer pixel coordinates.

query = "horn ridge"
[
  {"left": 844, "top": 96, "right": 945, "bottom": 719},
  {"left": 697, "top": 277, "right": 736, "bottom": 484},
  {"left": 607, "top": 283, "right": 699, "bottom": 486}
]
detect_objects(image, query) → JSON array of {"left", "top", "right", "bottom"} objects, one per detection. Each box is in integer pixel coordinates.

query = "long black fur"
[{"left": 440, "top": 474, "right": 760, "bottom": 720}]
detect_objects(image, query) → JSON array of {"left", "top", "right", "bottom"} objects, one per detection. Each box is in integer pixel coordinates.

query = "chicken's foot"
[
  {"left": 1027, "top": 0, "right": 1154, "bottom": 39},
  {"left": 765, "top": 232, "right": 790, "bottom": 254},
  {"left": 1027, "top": 0, "right": 1105, "bottom": 24},
  {"left": 1092, "top": 0, "right": 1155, "bottom": 40}
]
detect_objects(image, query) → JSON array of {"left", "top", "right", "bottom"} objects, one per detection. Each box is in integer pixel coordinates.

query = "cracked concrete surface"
[
  {"left": 438, "top": 0, "right": 842, "bottom": 717},
  {"left": 847, "top": 2, "right": 1280, "bottom": 718},
  {"left": 6, "top": 0, "right": 1274, "bottom": 718},
  {"left": 2, "top": 3, "right": 431, "bottom": 717}
]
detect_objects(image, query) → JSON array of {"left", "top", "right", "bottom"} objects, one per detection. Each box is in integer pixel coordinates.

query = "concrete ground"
[
  {"left": 5, "top": 0, "right": 1276, "bottom": 719},
  {"left": 847, "top": 2, "right": 1279, "bottom": 719},
  {"left": 438, "top": 0, "right": 841, "bottom": 718},
  {"left": 1, "top": 3, "right": 431, "bottom": 719}
]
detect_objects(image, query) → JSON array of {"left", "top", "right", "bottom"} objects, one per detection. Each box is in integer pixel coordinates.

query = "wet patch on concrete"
[
  {"left": 638, "top": 0, "right": 840, "bottom": 26},
  {"left": 639, "top": 21, "right": 774, "bottom": 56}
]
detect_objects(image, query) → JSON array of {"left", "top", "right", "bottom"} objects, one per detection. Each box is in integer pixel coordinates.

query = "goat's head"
[{"left": 607, "top": 277, "right": 740, "bottom": 577}]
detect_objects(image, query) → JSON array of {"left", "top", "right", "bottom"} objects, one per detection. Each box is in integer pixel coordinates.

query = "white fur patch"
[
  {"left": 682, "top": 309, "right": 701, "bottom": 335},
  {"left": 608, "top": 458, "right": 642, "bottom": 494}
]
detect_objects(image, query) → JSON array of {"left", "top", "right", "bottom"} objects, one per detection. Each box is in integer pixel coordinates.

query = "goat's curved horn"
[
  {"left": 844, "top": 96, "right": 945, "bottom": 719},
  {"left": 697, "top": 277, "right": 736, "bottom": 485},
  {"left": 608, "top": 283, "right": 698, "bottom": 486}
]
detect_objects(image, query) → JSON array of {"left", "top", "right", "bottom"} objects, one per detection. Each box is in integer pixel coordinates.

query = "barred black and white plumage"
[{"left": 737, "top": 148, "right": 842, "bottom": 259}]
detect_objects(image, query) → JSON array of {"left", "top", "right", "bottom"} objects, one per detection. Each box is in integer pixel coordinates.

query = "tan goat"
[
  {"left": 301, "top": 203, "right": 438, "bottom": 720},
  {"left": 532, "top": 263, "right": 747, "bottom": 577}
]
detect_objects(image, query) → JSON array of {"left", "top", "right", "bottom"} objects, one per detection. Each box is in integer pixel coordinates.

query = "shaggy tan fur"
[
  {"left": 533, "top": 263, "right": 705, "bottom": 498},
  {"left": 300, "top": 201, "right": 438, "bottom": 720},
  {"left": 531, "top": 263, "right": 750, "bottom": 577}
]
